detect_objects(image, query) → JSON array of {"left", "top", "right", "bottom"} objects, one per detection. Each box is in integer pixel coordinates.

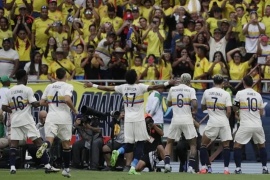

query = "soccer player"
[
  {"left": 84, "top": 69, "right": 174, "bottom": 175},
  {"left": 36, "top": 68, "right": 77, "bottom": 178},
  {"left": 164, "top": 73, "right": 198, "bottom": 173},
  {"left": 199, "top": 74, "right": 232, "bottom": 174},
  {"left": 1, "top": 70, "right": 58, "bottom": 174},
  {"left": 233, "top": 75, "right": 268, "bottom": 174}
]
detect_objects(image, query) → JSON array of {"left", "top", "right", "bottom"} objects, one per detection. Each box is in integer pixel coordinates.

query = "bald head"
[{"left": 39, "top": 110, "right": 47, "bottom": 125}]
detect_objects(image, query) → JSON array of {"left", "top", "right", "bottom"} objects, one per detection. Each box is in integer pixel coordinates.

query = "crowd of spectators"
[{"left": 0, "top": 0, "right": 270, "bottom": 91}]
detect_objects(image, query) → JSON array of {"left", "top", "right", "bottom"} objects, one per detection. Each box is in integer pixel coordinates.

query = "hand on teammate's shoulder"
[{"left": 84, "top": 82, "right": 93, "bottom": 88}]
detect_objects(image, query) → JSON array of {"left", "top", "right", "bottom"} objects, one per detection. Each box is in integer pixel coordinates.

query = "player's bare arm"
[
  {"left": 226, "top": 106, "right": 231, "bottom": 118},
  {"left": 31, "top": 101, "right": 41, "bottom": 108},
  {"left": 65, "top": 95, "right": 78, "bottom": 115},
  {"left": 84, "top": 82, "right": 115, "bottom": 91},
  {"left": 201, "top": 104, "right": 207, "bottom": 111},
  {"left": 147, "top": 80, "right": 175, "bottom": 91},
  {"left": 40, "top": 99, "right": 48, "bottom": 106},
  {"left": 2, "top": 105, "right": 12, "bottom": 113},
  {"left": 167, "top": 100, "right": 172, "bottom": 107},
  {"left": 191, "top": 99, "right": 198, "bottom": 115}
]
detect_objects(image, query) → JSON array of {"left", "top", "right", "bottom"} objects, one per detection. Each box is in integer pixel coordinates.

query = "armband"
[
  {"left": 163, "top": 81, "right": 169, "bottom": 87},
  {"left": 93, "top": 84, "right": 98, "bottom": 88}
]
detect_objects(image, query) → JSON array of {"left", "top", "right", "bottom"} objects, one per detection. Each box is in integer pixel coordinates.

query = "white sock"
[
  {"left": 11, "top": 165, "right": 16, "bottom": 170},
  {"left": 130, "top": 166, "right": 135, "bottom": 170},
  {"left": 236, "top": 167, "right": 241, "bottom": 171},
  {"left": 65, "top": 168, "right": 70, "bottom": 172},
  {"left": 224, "top": 167, "right": 229, "bottom": 171},
  {"left": 263, "top": 166, "right": 268, "bottom": 170},
  {"left": 202, "top": 165, "right": 206, "bottom": 169}
]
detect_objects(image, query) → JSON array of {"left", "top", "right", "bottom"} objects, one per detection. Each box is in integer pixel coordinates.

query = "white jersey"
[
  {"left": 115, "top": 83, "right": 149, "bottom": 123},
  {"left": 41, "top": 81, "right": 73, "bottom": 124},
  {"left": 167, "top": 84, "right": 196, "bottom": 124},
  {"left": 201, "top": 87, "right": 232, "bottom": 127},
  {"left": 2, "top": 84, "right": 37, "bottom": 127},
  {"left": 0, "top": 87, "right": 9, "bottom": 109},
  {"left": 234, "top": 88, "right": 263, "bottom": 127}
]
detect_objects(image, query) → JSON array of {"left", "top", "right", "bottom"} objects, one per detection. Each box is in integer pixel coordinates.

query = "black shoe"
[
  {"left": 45, "top": 166, "right": 60, "bottom": 173},
  {"left": 102, "top": 166, "right": 112, "bottom": 171},
  {"left": 235, "top": 169, "right": 242, "bottom": 174},
  {"left": 263, "top": 169, "right": 269, "bottom": 174},
  {"left": 123, "top": 165, "right": 131, "bottom": 172},
  {"left": 10, "top": 170, "right": 16, "bottom": 174}
]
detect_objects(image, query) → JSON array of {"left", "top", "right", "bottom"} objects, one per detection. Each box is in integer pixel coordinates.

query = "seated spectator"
[
  {"left": 130, "top": 56, "right": 144, "bottom": 79},
  {"left": 81, "top": 45, "right": 104, "bottom": 80},
  {"left": 70, "top": 36, "right": 87, "bottom": 80},
  {"left": 0, "top": 38, "right": 19, "bottom": 78},
  {"left": 39, "top": 64, "right": 49, "bottom": 80},
  {"left": 108, "top": 47, "right": 128, "bottom": 82},
  {"left": 24, "top": 52, "right": 42, "bottom": 81},
  {"left": 48, "top": 47, "right": 75, "bottom": 81},
  {"left": 72, "top": 115, "right": 103, "bottom": 170},
  {"left": 41, "top": 37, "right": 57, "bottom": 65},
  {"left": 102, "top": 109, "right": 126, "bottom": 171},
  {"left": 0, "top": 17, "right": 12, "bottom": 48},
  {"left": 141, "top": 54, "right": 160, "bottom": 82}
]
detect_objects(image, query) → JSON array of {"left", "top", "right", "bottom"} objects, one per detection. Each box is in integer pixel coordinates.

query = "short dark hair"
[
  {"left": 243, "top": 75, "right": 253, "bottom": 87},
  {"left": 213, "top": 74, "right": 224, "bottom": 85},
  {"left": 16, "top": 69, "right": 27, "bottom": 81},
  {"left": 125, "top": 69, "right": 137, "bottom": 85},
  {"left": 56, "top": 68, "right": 66, "bottom": 79}
]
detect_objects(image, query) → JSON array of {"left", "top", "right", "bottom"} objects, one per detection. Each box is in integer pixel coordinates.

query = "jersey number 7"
[{"left": 125, "top": 93, "right": 136, "bottom": 107}]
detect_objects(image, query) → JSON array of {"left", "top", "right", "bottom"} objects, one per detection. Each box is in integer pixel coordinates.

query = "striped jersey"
[
  {"left": 201, "top": 87, "right": 232, "bottom": 127},
  {"left": 115, "top": 83, "right": 149, "bottom": 123},
  {"left": 167, "top": 84, "right": 197, "bottom": 124},
  {"left": 2, "top": 84, "right": 37, "bottom": 127},
  {"left": 234, "top": 88, "right": 263, "bottom": 127},
  {"left": 41, "top": 81, "right": 73, "bottom": 124}
]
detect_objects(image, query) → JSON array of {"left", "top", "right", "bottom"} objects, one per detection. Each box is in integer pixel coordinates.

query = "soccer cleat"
[
  {"left": 164, "top": 164, "right": 171, "bottom": 173},
  {"left": 62, "top": 169, "right": 71, "bottom": 178},
  {"left": 263, "top": 169, "right": 269, "bottom": 174},
  {"left": 36, "top": 142, "right": 48, "bottom": 159},
  {"left": 187, "top": 166, "right": 196, "bottom": 174},
  {"left": 110, "top": 150, "right": 119, "bottom": 167},
  {"left": 199, "top": 169, "right": 207, "bottom": 174},
  {"left": 235, "top": 169, "right": 242, "bottom": 174},
  {"left": 10, "top": 170, "right": 16, "bottom": 174},
  {"left": 123, "top": 166, "right": 131, "bottom": 172},
  {"left": 224, "top": 170, "right": 230, "bottom": 174},
  {"left": 128, "top": 168, "right": 141, "bottom": 175},
  {"left": 45, "top": 166, "right": 60, "bottom": 173},
  {"left": 207, "top": 166, "right": 212, "bottom": 173}
]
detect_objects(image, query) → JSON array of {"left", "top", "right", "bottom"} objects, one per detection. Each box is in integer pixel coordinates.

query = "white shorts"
[
  {"left": 11, "top": 123, "right": 40, "bottom": 141},
  {"left": 167, "top": 124, "right": 197, "bottom": 141},
  {"left": 44, "top": 122, "right": 72, "bottom": 141},
  {"left": 124, "top": 121, "right": 149, "bottom": 143},
  {"left": 234, "top": 126, "right": 265, "bottom": 145},
  {"left": 204, "top": 125, "right": 232, "bottom": 141}
]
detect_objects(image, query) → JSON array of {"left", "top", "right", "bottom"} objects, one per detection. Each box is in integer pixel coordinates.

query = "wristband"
[
  {"left": 163, "top": 81, "right": 169, "bottom": 87},
  {"left": 93, "top": 84, "right": 98, "bottom": 88}
]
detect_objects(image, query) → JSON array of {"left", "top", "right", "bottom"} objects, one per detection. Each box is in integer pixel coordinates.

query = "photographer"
[
  {"left": 136, "top": 114, "right": 165, "bottom": 172},
  {"left": 102, "top": 109, "right": 129, "bottom": 171},
  {"left": 72, "top": 115, "right": 103, "bottom": 170}
]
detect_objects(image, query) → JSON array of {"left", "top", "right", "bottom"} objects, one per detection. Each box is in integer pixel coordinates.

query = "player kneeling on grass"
[
  {"left": 2, "top": 70, "right": 59, "bottom": 174},
  {"left": 135, "top": 114, "right": 165, "bottom": 172},
  {"left": 233, "top": 75, "right": 269, "bottom": 174}
]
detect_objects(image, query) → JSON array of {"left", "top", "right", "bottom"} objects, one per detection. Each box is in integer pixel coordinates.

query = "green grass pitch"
[{"left": 0, "top": 170, "right": 269, "bottom": 180}]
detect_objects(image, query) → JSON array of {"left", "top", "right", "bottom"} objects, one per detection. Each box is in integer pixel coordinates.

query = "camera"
[{"left": 81, "top": 106, "right": 121, "bottom": 119}]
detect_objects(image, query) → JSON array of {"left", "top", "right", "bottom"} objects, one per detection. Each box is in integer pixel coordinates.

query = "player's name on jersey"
[
  {"left": 12, "top": 90, "right": 23, "bottom": 94},
  {"left": 247, "top": 92, "right": 256, "bottom": 96},
  {"left": 172, "top": 88, "right": 191, "bottom": 92},
  {"left": 124, "top": 87, "right": 137, "bottom": 91},
  {"left": 209, "top": 92, "right": 223, "bottom": 97},
  {"left": 52, "top": 85, "right": 62, "bottom": 89}
]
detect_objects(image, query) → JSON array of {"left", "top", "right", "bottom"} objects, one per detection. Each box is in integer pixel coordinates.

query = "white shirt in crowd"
[
  {"left": 208, "top": 37, "right": 227, "bottom": 62},
  {"left": 167, "top": 84, "right": 197, "bottom": 125},
  {"left": 24, "top": 62, "right": 40, "bottom": 81},
  {"left": 0, "top": 49, "right": 19, "bottom": 77},
  {"left": 201, "top": 87, "right": 232, "bottom": 127}
]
